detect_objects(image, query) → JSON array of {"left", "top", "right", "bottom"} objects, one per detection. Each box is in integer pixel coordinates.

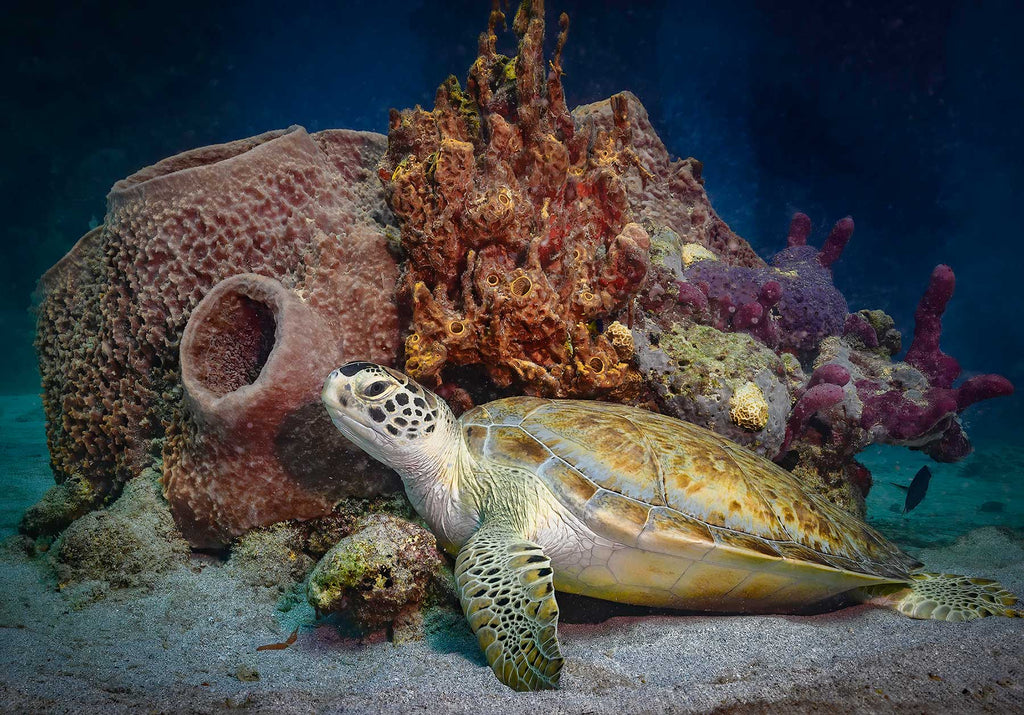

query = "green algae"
[
  {"left": 656, "top": 321, "right": 783, "bottom": 401},
  {"left": 20, "top": 474, "right": 102, "bottom": 538},
  {"left": 441, "top": 75, "right": 481, "bottom": 138}
]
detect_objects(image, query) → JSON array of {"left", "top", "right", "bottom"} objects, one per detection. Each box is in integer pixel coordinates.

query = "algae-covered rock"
[
  {"left": 50, "top": 468, "right": 189, "bottom": 590},
  {"left": 307, "top": 513, "right": 452, "bottom": 636},
  {"left": 20, "top": 475, "right": 102, "bottom": 538},
  {"left": 634, "top": 317, "right": 790, "bottom": 455},
  {"left": 299, "top": 492, "right": 417, "bottom": 559},
  {"left": 647, "top": 226, "right": 685, "bottom": 280},
  {"left": 226, "top": 522, "right": 315, "bottom": 595}
]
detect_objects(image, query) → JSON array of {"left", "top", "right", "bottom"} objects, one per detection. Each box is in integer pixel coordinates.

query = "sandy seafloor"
[{"left": 1, "top": 394, "right": 1022, "bottom": 714}]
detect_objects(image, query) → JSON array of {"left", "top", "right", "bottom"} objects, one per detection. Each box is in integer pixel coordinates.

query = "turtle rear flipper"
[
  {"left": 863, "top": 572, "right": 1022, "bottom": 621},
  {"left": 455, "top": 520, "right": 563, "bottom": 691}
]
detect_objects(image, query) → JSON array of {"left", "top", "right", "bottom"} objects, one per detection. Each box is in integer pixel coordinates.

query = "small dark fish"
[
  {"left": 979, "top": 501, "right": 1005, "bottom": 513},
  {"left": 891, "top": 466, "right": 932, "bottom": 514}
]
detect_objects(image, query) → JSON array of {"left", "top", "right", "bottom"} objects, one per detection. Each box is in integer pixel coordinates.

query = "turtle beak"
[
  {"left": 321, "top": 369, "right": 390, "bottom": 452},
  {"left": 321, "top": 370, "right": 345, "bottom": 413}
]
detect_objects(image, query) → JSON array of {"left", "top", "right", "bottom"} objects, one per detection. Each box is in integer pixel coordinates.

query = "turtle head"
[{"left": 321, "top": 361, "right": 452, "bottom": 474}]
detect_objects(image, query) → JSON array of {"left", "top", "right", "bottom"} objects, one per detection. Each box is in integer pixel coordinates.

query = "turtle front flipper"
[
  {"left": 455, "top": 520, "right": 563, "bottom": 691},
  {"left": 862, "top": 572, "right": 1022, "bottom": 621}
]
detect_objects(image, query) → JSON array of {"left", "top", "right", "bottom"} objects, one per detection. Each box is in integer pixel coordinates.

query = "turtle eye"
[{"left": 363, "top": 381, "right": 389, "bottom": 398}]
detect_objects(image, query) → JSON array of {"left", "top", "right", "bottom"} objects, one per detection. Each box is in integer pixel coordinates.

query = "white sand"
[{"left": 1, "top": 395, "right": 1022, "bottom": 714}]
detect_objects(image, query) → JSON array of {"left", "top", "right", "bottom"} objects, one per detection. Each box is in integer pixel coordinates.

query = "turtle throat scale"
[{"left": 393, "top": 401, "right": 480, "bottom": 553}]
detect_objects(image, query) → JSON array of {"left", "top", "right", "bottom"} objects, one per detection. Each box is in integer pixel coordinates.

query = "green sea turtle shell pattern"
[{"left": 461, "top": 397, "right": 922, "bottom": 581}]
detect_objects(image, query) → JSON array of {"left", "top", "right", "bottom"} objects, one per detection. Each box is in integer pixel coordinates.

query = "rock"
[
  {"left": 307, "top": 513, "right": 453, "bottom": 636},
  {"left": 226, "top": 522, "right": 315, "bottom": 595},
  {"left": 50, "top": 468, "right": 189, "bottom": 590}
]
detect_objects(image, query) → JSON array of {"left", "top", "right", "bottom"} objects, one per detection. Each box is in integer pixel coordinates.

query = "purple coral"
[
  {"left": 901, "top": 264, "right": 1013, "bottom": 410},
  {"left": 836, "top": 266, "right": 1013, "bottom": 463},
  {"left": 807, "top": 362, "right": 851, "bottom": 389},
  {"left": 674, "top": 214, "right": 852, "bottom": 357},
  {"left": 680, "top": 263, "right": 783, "bottom": 347},
  {"left": 904, "top": 264, "right": 961, "bottom": 387},
  {"left": 817, "top": 216, "right": 855, "bottom": 269},
  {"left": 903, "top": 265, "right": 1013, "bottom": 408},
  {"left": 843, "top": 313, "right": 879, "bottom": 349},
  {"left": 958, "top": 374, "right": 1014, "bottom": 410},
  {"left": 770, "top": 214, "right": 852, "bottom": 356},
  {"left": 777, "top": 363, "right": 850, "bottom": 457}
]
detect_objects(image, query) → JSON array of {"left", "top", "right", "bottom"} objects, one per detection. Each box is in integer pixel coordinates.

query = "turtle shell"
[{"left": 461, "top": 397, "right": 920, "bottom": 581}]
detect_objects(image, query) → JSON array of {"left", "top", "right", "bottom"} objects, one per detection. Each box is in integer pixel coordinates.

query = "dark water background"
[{"left": 2, "top": 0, "right": 1022, "bottom": 446}]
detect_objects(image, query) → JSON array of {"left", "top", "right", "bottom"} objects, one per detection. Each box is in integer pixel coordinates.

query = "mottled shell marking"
[{"left": 461, "top": 397, "right": 920, "bottom": 580}]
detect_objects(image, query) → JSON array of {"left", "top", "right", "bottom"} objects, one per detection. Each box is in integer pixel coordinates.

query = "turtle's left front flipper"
[
  {"left": 863, "top": 572, "right": 1022, "bottom": 621},
  {"left": 455, "top": 520, "right": 563, "bottom": 691}
]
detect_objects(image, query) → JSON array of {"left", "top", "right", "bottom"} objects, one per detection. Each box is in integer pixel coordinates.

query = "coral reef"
[
  {"left": 848, "top": 266, "right": 1013, "bottom": 463},
  {"left": 226, "top": 494, "right": 420, "bottom": 599},
  {"left": 306, "top": 514, "right": 452, "bottom": 638},
  {"left": 768, "top": 263, "right": 1014, "bottom": 513},
  {"left": 382, "top": 2, "right": 763, "bottom": 399},
  {"left": 31, "top": 0, "right": 1013, "bottom": 562},
  {"left": 843, "top": 309, "right": 902, "bottom": 357},
  {"left": 33, "top": 126, "right": 403, "bottom": 542},
  {"left": 636, "top": 207, "right": 1012, "bottom": 511}
]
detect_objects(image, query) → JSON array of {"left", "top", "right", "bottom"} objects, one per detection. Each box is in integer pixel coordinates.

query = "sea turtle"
[{"left": 321, "top": 361, "right": 1021, "bottom": 691}]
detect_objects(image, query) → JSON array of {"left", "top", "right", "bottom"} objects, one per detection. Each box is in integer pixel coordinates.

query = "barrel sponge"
[
  {"left": 32, "top": 125, "right": 401, "bottom": 536},
  {"left": 164, "top": 274, "right": 400, "bottom": 548},
  {"left": 730, "top": 381, "right": 771, "bottom": 431}
]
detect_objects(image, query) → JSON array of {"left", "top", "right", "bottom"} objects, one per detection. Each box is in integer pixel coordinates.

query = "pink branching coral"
[{"left": 854, "top": 265, "right": 1013, "bottom": 462}]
